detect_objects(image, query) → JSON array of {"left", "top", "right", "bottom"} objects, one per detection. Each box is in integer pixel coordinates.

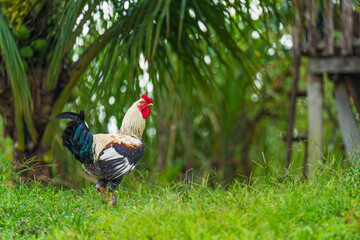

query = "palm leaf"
[
  {"left": 0, "top": 11, "right": 38, "bottom": 148},
  {"left": 178, "top": 0, "right": 187, "bottom": 44},
  {"left": 47, "top": 0, "right": 285, "bottom": 151},
  {"left": 45, "top": 0, "right": 82, "bottom": 90}
]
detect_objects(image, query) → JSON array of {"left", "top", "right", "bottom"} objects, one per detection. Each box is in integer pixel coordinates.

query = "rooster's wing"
[{"left": 95, "top": 135, "right": 145, "bottom": 180}]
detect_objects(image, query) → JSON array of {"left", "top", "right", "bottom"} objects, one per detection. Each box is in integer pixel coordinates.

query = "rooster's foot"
[
  {"left": 97, "top": 186, "right": 109, "bottom": 204},
  {"left": 109, "top": 192, "right": 117, "bottom": 206}
]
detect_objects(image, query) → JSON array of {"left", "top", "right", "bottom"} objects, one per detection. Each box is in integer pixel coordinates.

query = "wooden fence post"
[
  {"left": 334, "top": 81, "right": 360, "bottom": 165},
  {"left": 307, "top": 70, "right": 323, "bottom": 179}
]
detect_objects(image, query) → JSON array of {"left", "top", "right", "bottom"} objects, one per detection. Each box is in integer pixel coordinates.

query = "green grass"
[{"left": 1, "top": 168, "right": 360, "bottom": 240}]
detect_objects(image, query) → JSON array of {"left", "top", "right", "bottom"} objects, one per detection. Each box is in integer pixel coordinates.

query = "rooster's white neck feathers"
[{"left": 117, "top": 100, "right": 146, "bottom": 140}]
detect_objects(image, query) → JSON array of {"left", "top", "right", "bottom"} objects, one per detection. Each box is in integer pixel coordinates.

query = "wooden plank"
[
  {"left": 334, "top": 81, "right": 360, "bottom": 165},
  {"left": 309, "top": 56, "right": 360, "bottom": 74},
  {"left": 323, "top": 0, "right": 334, "bottom": 55},
  {"left": 307, "top": 73, "right": 323, "bottom": 180},
  {"left": 282, "top": 136, "right": 307, "bottom": 142},
  {"left": 341, "top": 0, "right": 352, "bottom": 55},
  {"left": 306, "top": 0, "right": 317, "bottom": 55},
  {"left": 301, "top": 38, "right": 360, "bottom": 56},
  {"left": 353, "top": 12, "right": 360, "bottom": 38},
  {"left": 346, "top": 78, "right": 360, "bottom": 115},
  {"left": 296, "top": 91, "right": 307, "bottom": 97}
]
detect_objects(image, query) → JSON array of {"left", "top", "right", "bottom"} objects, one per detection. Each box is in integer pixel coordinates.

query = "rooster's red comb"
[{"left": 141, "top": 94, "right": 153, "bottom": 104}]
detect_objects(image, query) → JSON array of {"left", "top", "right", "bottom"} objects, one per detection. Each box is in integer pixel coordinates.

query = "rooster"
[{"left": 54, "top": 94, "right": 153, "bottom": 205}]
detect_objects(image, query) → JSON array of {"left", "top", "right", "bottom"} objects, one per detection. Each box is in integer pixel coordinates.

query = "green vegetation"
[
  {"left": 0, "top": 0, "right": 298, "bottom": 184},
  {"left": 1, "top": 166, "right": 360, "bottom": 239},
  {"left": 0, "top": 1, "right": 359, "bottom": 238},
  {"left": 0, "top": 0, "right": 350, "bottom": 185}
]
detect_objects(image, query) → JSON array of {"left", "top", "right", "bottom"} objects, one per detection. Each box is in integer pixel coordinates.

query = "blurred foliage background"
[{"left": 0, "top": 0, "right": 346, "bottom": 187}]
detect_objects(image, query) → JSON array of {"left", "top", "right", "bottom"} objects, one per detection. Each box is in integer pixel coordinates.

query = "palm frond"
[
  {"left": 42, "top": 18, "right": 124, "bottom": 144},
  {"left": 48, "top": 0, "right": 287, "bottom": 176},
  {"left": 45, "top": 0, "right": 82, "bottom": 90},
  {"left": 0, "top": 11, "right": 37, "bottom": 148},
  {"left": 82, "top": 0, "right": 253, "bottom": 100}
]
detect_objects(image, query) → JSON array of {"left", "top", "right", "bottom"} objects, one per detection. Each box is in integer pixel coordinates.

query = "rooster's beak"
[{"left": 148, "top": 103, "right": 153, "bottom": 107}]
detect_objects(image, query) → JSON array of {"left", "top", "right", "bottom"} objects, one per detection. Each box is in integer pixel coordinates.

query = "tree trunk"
[{"left": 0, "top": 66, "right": 63, "bottom": 181}]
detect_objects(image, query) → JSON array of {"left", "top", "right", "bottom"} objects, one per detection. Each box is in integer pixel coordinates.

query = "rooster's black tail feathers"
[
  {"left": 54, "top": 111, "right": 93, "bottom": 163},
  {"left": 53, "top": 111, "right": 85, "bottom": 121}
]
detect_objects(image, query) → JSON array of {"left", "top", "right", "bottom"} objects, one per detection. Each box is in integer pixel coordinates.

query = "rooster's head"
[{"left": 137, "top": 94, "right": 153, "bottom": 119}]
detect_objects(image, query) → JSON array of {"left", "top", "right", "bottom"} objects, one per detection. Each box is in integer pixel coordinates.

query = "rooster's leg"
[
  {"left": 108, "top": 177, "right": 123, "bottom": 206},
  {"left": 96, "top": 179, "right": 109, "bottom": 204}
]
